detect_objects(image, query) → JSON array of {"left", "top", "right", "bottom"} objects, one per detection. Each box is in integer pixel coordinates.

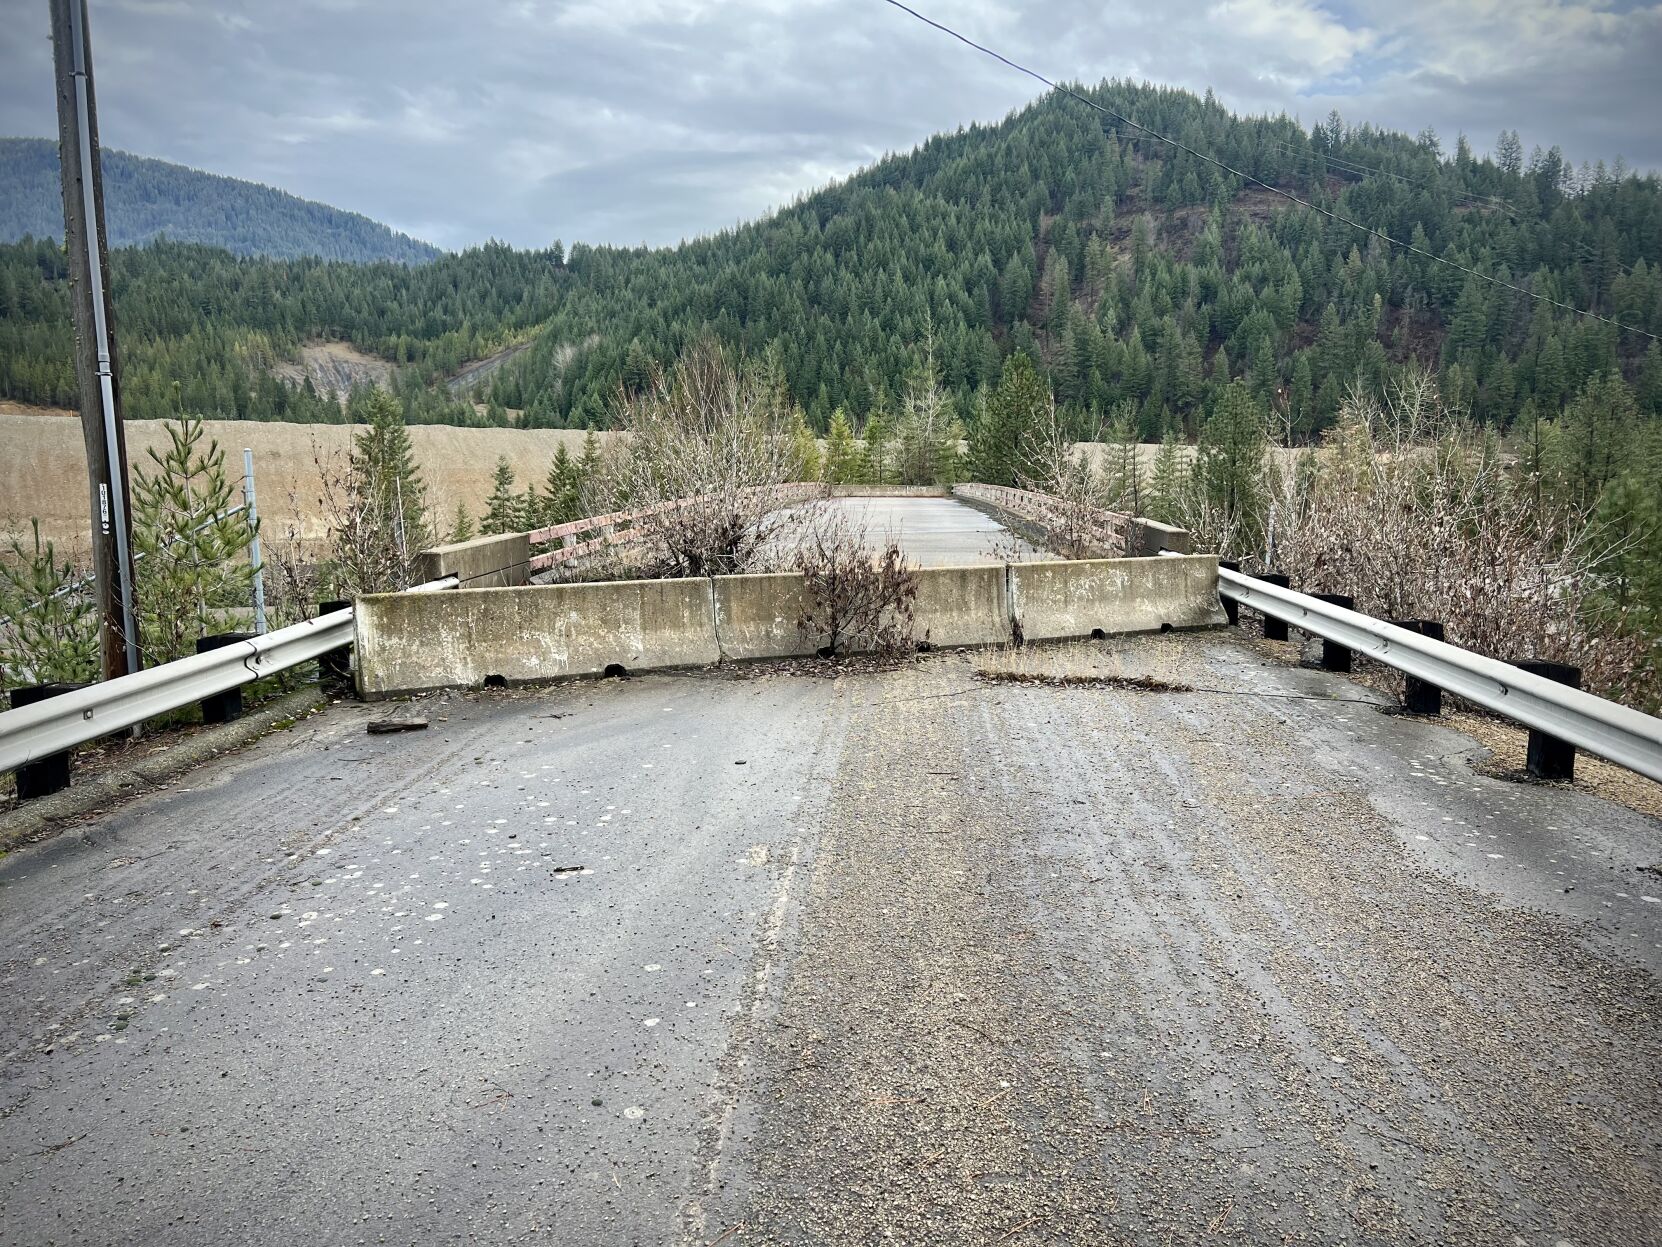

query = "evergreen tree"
[
  {"left": 130, "top": 415, "right": 258, "bottom": 664},
  {"left": 542, "top": 444, "right": 581, "bottom": 526},
  {"left": 350, "top": 388, "right": 430, "bottom": 557},
  {"left": 481, "top": 456, "right": 522, "bottom": 535},
  {"left": 823, "top": 407, "right": 861, "bottom": 483},
  {"left": 1195, "top": 381, "right": 1268, "bottom": 545},
  {"left": 862, "top": 409, "right": 891, "bottom": 485},
  {"left": 969, "top": 350, "right": 1046, "bottom": 485},
  {"left": 1102, "top": 403, "right": 1144, "bottom": 513},
  {"left": 1555, "top": 370, "right": 1638, "bottom": 508},
  {"left": 448, "top": 500, "right": 475, "bottom": 544},
  {"left": 1146, "top": 434, "right": 1188, "bottom": 525}
]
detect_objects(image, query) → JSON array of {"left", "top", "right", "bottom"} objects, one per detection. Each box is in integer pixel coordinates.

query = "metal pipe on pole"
[
  {"left": 49, "top": 0, "right": 141, "bottom": 680},
  {"left": 244, "top": 448, "right": 267, "bottom": 634}
]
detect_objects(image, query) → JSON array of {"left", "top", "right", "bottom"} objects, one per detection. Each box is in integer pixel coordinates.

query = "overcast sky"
[{"left": 2, "top": 0, "right": 1659, "bottom": 252}]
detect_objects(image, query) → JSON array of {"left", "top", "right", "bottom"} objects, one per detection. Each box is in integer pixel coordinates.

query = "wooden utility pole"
[{"left": 49, "top": 0, "right": 141, "bottom": 679}]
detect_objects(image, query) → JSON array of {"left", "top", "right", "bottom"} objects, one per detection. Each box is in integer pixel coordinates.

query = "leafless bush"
[
  {"left": 309, "top": 441, "right": 424, "bottom": 596},
  {"left": 791, "top": 505, "right": 919, "bottom": 657},
  {"left": 1017, "top": 398, "right": 1127, "bottom": 557},
  {"left": 606, "top": 341, "right": 812, "bottom": 577},
  {"left": 256, "top": 503, "right": 324, "bottom": 627},
  {"left": 1266, "top": 373, "right": 1651, "bottom": 703}
]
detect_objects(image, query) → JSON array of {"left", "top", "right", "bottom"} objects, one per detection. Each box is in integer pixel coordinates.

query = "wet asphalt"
[{"left": 2, "top": 631, "right": 1659, "bottom": 1246}]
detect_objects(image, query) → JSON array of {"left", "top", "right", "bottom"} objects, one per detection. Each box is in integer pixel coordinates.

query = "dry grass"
[{"left": 1, "top": 408, "right": 619, "bottom": 556}]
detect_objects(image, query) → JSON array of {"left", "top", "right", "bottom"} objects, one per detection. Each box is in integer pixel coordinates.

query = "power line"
[{"left": 879, "top": 0, "right": 1658, "bottom": 343}]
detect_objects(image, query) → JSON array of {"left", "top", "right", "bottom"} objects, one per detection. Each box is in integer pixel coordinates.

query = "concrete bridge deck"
[
  {"left": 789, "top": 495, "right": 1051, "bottom": 566},
  {"left": 2, "top": 631, "right": 1659, "bottom": 1245}
]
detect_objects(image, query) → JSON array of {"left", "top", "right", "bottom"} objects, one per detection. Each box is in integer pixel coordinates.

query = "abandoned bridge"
[{"left": 2, "top": 489, "right": 1660, "bottom": 1246}]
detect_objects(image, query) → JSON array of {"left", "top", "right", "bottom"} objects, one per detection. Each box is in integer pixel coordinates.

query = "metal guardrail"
[
  {"left": 0, "top": 576, "right": 457, "bottom": 775},
  {"left": 1218, "top": 567, "right": 1662, "bottom": 783}
]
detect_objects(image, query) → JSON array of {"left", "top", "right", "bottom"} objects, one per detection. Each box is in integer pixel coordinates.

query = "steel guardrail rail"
[
  {"left": 1218, "top": 567, "right": 1662, "bottom": 782},
  {"left": 0, "top": 575, "right": 458, "bottom": 774}
]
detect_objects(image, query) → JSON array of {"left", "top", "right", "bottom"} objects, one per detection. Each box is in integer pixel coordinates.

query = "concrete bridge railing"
[{"left": 953, "top": 483, "right": 1192, "bottom": 557}]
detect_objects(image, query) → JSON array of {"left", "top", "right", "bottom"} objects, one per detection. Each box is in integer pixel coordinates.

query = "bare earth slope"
[
  {"left": 1, "top": 631, "right": 1657, "bottom": 1244},
  {"left": 0, "top": 407, "right": 613, "bottom": 551}
]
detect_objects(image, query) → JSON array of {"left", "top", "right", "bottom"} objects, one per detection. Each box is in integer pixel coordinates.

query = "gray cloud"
[{"left": 1, "top": 0, "right": 1658, "bottom": 251}]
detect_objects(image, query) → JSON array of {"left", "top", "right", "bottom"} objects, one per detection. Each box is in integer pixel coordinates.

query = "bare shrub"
[
  {"left": 309, "top": 441, "right": 424, "bottom": 596},
  {"left": 1017, "top": 396, "right": 1127, "bottom": 557},
  {"left": 607, "top": 341, "right": 811, "bottom": 577},
  {"left": 791, "top": 505, "right": 919, "bottom": 657},
  {"left": 1266, "top": 373, "right": 1652, "bottom": 705}
]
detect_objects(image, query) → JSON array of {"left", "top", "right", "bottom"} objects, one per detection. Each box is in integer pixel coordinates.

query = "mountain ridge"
[{"left": 0, "top": 137, "right": 441, "bottom": 264}]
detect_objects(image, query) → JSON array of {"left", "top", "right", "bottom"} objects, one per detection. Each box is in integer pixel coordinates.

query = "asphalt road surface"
[{"left": 2, "top": 631, "right": 1659, "bottom": 1246}]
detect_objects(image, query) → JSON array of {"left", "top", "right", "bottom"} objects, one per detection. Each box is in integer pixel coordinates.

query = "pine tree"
[
  {"left": 1555, "top": 371, "right": 1638, "bottom": 508},
  {"left": 481, "top": 456, "right": 521, "bottom": 535},
  {"left": 861, "top": 409, "right": 891, "bottom": 485},
  {"left": 823, "top": 407, "right": 861, "bottom": 483},
  {"left": 0, "top": 520, "right": 99, "bottom": 689},
  {"left": 1146, "top": 434, "right": 1188, "bottom": 525},
  {"left": 448, "top": 500, "right": 475, "bottom": 544},
  {"left": 969, "top": 350, "right": 1046, "bottom": 486},
  {"left": 543, "top": 444, "right": 581, "bottom": 526},
  {"left": 1195, "top": 381, "right": 1268, "bottom": 549},
  {"left": 1102, "top": 403, "right": 1143, "bottom": 513},
  {"left": 350, "top": 388, "right": 430, "bottom": 557},
  {"left": 131, "top": 415, "right": 258, "bottom": 665}
]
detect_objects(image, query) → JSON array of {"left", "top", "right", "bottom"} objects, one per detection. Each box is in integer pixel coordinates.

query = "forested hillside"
[
  {"left": 2, "top": 82, "right": 1659, "bottom": 437},
  {"left": 0, "top": 138, "right": 441, "bottom": 264}
]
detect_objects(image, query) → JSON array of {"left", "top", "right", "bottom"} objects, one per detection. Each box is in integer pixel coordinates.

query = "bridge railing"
[
  {"left": 953, "top": 483, "right": 1192, "bottom": 556},
  {"left": 523, "top": 484, "right": 825, "bottom": 573}
]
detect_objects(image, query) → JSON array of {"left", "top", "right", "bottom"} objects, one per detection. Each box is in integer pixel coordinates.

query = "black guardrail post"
[
  {"left": 319, "top": 599, "right": 351, "bottom": 684},
  {"left": 1388, "top": 620, "right": 1445, "bottom": 715},
  {"left": 1218, "top": 559, "right": 1240, "bottom": 625},
  {"left": 8, "top": 682, "right": 85, "bottom": 799},
  {"left": 1251, "top": 573, "right": 1290, "bottom": 640},
  {"left": 195, "top": 633, "right": 255, "bottom": 723},
  {"left": 1512, "top": 659, "right": 1581, "bottom": 781},
  {"left": 1309, "top": 594, "right": 1355, "bottom": 670}
]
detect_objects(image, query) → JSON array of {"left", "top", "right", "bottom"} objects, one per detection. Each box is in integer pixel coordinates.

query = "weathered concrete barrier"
[
  {"left": 416, "top": 532, "right": 531, "bottom": 589},
  {"left": 356, "top": 557, "right": 1225, "bottom": 696},
  {"left": 913, "top": 564, "right": 1010, "bottom": 650},
  {"left": 356, "top": 578, "right": 719, "bottom": 698},
  {"left": 713, "top": 573, "right": 812, "bottom": 661},
  {"left": 1010, "top": 556, "right": 1225, "bottom": 641}
]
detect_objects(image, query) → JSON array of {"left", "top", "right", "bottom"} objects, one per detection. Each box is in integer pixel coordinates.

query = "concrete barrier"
[
  {"left": 713, "top": 573, "right": 813, "bottom": 660},
  {"left": 1010, "top": 556, "right": 1226, "bottom": 641},
  {"left": 912, "top": 564, "right": 1012, "bottom": 650},
  {"left": 416, "top": 532, "right": 530, "bottom": 589},
  {"left": 357, "top": 556, "right": 1225, "bottom": 695},
  {"left": 355, "top": 577, "right": 719, "bottom": 698}
]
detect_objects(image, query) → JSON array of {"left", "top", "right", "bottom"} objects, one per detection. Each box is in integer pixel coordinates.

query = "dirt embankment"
[
  {"left": 269, "top": 341, "right": 394, "bottom": 398},
  {"left": 0, "top": 407, "right": 614, "bottom": 554}
]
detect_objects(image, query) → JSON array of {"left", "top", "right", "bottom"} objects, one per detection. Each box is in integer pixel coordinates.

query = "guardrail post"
[
  {"left": 1513, "top": 660, "right": 1581, "bottom": 781},
  {"left": 195, "top": 633, "right": 255, "bottom": 722},
  {"left": 1389, "top": 620, "right": 1445, "bottom": 714},
  {"left": 1309, "top": 594, "right": 1355, "bottom": 671},
  {"left": 1218, "top": 559, "right": 1240, "bottom": 625},
  {"left": 8, "top": 683, "right": 84, "bottom": 799},
  {"left": 1251, "top": 573, "right": 1291, "bottom": 640},
  {"left": 319, "top": 600, "right": 351, "bottom": 684}
]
